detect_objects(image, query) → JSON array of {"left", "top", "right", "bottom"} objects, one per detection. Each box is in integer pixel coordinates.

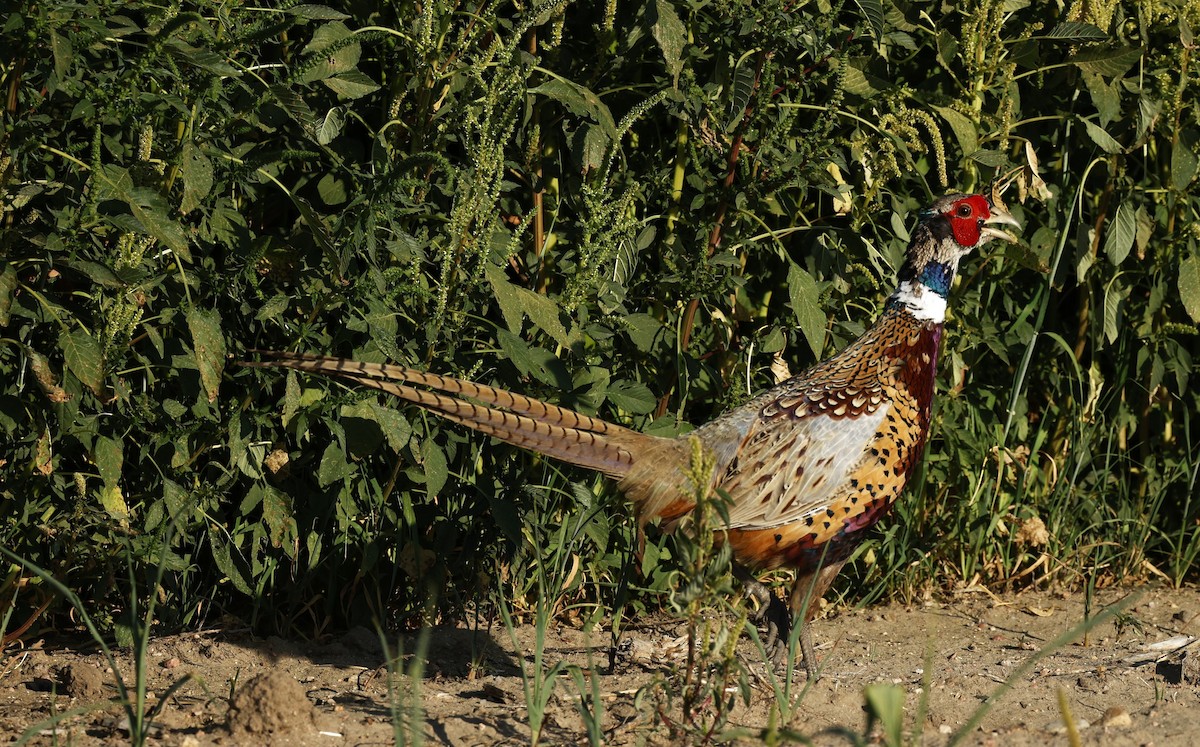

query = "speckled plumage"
[{"left": 244, "top": 193, "right": 1020, "bottom": 677}]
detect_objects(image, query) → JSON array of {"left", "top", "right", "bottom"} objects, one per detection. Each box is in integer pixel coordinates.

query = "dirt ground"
[{"left": 1, "top": 586, "right": 1198, "bottom": 746}]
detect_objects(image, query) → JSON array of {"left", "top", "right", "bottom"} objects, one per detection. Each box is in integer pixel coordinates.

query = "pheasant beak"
[{"left": 981, "top": 205, "right": 1021, "bottom": 244}]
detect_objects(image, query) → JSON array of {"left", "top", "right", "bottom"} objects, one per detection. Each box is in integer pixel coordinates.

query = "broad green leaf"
[
  {"left": 486, "top": 263, "right": 579, "bottom": 348},
  {"left": 94, "top": 436, "right": 123, "bottom": 485},
  {"left": 324, "top": 70, "right": 380, "bottom": 99},
  {"left": 1039, "top": 22, "right": 1108, "bottom": 41},
  {"left": 606, "top": 380, "right": 657, "bottom": 414},
  {"left": 100, "top": 484, "right": 131, "bottom": 524},
  {"left": 163, "top": 478, "right": 189, "bottom": 519},
  {"left": 529, "top": 79, "right": 617, "bottom": 135},
  {"left": 314, "top": 106, "right": 345, "bottom": 145},
  {"left": 623, "top": 313, "right": 666, "bottom": 352},
  {"left": 1102, "top": 279, "right": 1125, "bottom": 344},
  {"left": 318, "top": 443, "right": 356, "bottom": 486},
  {"left": 1071, "top": 45, "right": 1142, "bottom": 78},
  {"left": 164, "top": 39, "right": 240, "bottom": 76},
  {"left": 50, "top": 30, "right": 72, "bottom": 80},
  {"left": 1179, "top": 255, "right": 1200, "bottom": 323},
  {"left": 289, "top": 4, "right": 350, "bottom": 19},
  {"left": 967, "top": 149, "right": 1010, "bottom": 167},
  {"left": 0, "top": 264, "right": 15, "bottom": 326},
  {"left": 92, "top": 165, "right": 190, "bottom": 259},
  {"left": 787, "top": 263, "right": 825, "bottom": 358},
  {"left": 1103, "top": 202, "right": 1135, "bottom": 265},
  {"left": 254, "top": 294, "right": 289, "bottom": 321},
  {"left": 933, "top": 106, "right": 979, "bottom": 156},
  {"left": 180, "top": 140, "right": 213, "bottom": 215},
  {"left": 421, "top": 438, "right": 448, "bottom": 497},
  {"left": 187, "top": 308, "right": 225, "bottom": 403},
  {"left": 260, "top": 485, "right": 298, "bottom": 551},
  {"left": 60, "top": 327, "right": 104, "bottom": 395},
  {"left": 317, "top": 173, "right": 348, "bottom": 205},
  {"left": 369, "top": 402, "right": 412, "bottom": 453},
  {"left": 851, "top": 0, "right": 885, "bottom": 39},
  {"left": 725, "top": 56, "right": 756, "bottom": 131},
  {"left": 298, "top": 22, "right": 361, "bottom": 83},
  {"left": 651, "top": 0, "right": 686, "bottom": 83},
  {"left": 1172, "top": 133, "right": 1198, "bottom": 190},
  {"left": 210, "top": 531, "right": 253, "bottom": 595},
  {"left": 1082, "top": 71, "right": 1120, "bottom": 126},
  {"left": 61, "top": 259, "right": 124, "bottom": 288},
  {"left": 1081, "top": 118, "right": 1123, "bottom": 153}
]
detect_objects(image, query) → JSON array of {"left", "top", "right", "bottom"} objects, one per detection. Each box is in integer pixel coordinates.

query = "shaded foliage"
[{"left": 1, "top": 0, "right": 1198, "bottom": 635}]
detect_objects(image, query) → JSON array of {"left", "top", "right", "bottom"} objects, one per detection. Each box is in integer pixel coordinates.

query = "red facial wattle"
[{"left": 945, "top": 194, "right": 992, "bottom": 248}]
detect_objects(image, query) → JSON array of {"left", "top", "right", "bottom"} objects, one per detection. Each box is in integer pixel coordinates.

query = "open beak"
[{"left": 981, "top": 205, "right": 1021, "bottom": 243}]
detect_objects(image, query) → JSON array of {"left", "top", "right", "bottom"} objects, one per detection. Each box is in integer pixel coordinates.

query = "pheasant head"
[{"left": 889, "top": 193, "right": 1020, "bottom": 321}]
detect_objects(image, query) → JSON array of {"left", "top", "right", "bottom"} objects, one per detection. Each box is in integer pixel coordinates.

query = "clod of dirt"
[
  {"left": 58, "top": 662, "right": 106, "bottom": 700},
  {"left": 1101, "top": 707, "right": 1132, "bottom": 729},
  {"left": 227, "top": 671, "right": 315, "bottom": 737}
]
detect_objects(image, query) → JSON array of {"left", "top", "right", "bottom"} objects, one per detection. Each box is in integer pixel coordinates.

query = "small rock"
[
  {"left": 1101, "top": 707, "right": 1132, "bottom": 728},
  {"left": 1044, "top": 717, "right": 1090, "bottom": 734},
  {"left": 161, "top": 657, "right": 182, "bottom": 669}
]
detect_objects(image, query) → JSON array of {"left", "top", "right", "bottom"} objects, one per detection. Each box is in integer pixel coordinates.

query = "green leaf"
[
  {"left": 60, "top": 328, "right": 104, "bottom": 395},
  {"left": 486, "top": 263, "right": 579, "bottom": 348},
  {"left": 851, "top": 0, "right": 885, "bottom": 39},
  {"left": 967, "top": 149, "right": 1011, "bottom": 167},
  {"left": 94, "top": 436, "right": 123, "bottom": 485},
  {"left": 650, "top": 0, "right": 687, "bottom": 83},
  {"left": 421, "top": 438, "right": 448, "bottom": 497},
  {"left": 1103, "top": 202, "right": 1135, "bottom": 265},
  {"left": 288, "top": 4, "right": 350, "bottom": 19},
  {"left": 323, "top": 70, "right": 380, "bottom": 99},
  {"left": 787, "top": 263, "right": 826, "bottom": 358},
  {"left": 725, "top": 56, "right": 756, "bottom": 131},
  {"left": 1039, "top": 22, "right": 1108, "bottom": 41},
  {"left": 606, "top": 380, "right": 657, "bottom": 414},
  {"left": 1081, "top": 118, "right": 1123, "bottom": 153},
  {"left": 210, "top": 531, "right": 253, "bottom": 595},
  {"left": 529, "top": 79, "right": 617, "bottom": 135},
  {"left": 260, "top": 485, "right": 298, "bottom": 551},
  {"left": 1102, "top": 279, "right": 1124, "bottom": 345},
  {"left": 1172, "top": 132, "right": 1198, "bottom": 190},
  {"left": 1071, "top": 46, "right": 1143, "bottom": 78},
  {"left": 187, "top": 308, "right": 226, "bottom": 403},
  {"left": 0, "top": 264, "right": 16, "bottom": 326},
  {"left": 318, "top": 443, "right": 355, "bottom": 486},
  {"left": 369, "top": 402, "right": 412, "bottom": 452},
  {"left": 50, "top": 30, "right": 73, "bottom": 80},
  {"left": 298, "top": 22, "right": 361, "bottom": 83},
  {"left": 933, "top": 105, "right": 979, "bottom": 156},
  {"left": 1179, "top": 255, "right": 1200, "bottom": 324},
  {"left": 179, "top": 140, "right": 213, "bottom": 215},
  {"left": 100, "top": 484, "right": 131, "bottom": 524},
  {"left": 93, "top": 165, "right": 191, "bottom": 260},
  {"left": 313, "top": 107, "right": 345, "bottom": 145}
]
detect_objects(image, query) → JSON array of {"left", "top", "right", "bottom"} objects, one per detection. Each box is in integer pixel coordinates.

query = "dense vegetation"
[{"left": 2, "top": 0, "right": 1198, "bottom": 642}]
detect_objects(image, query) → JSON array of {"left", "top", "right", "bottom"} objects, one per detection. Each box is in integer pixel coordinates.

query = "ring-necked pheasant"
[{"left": 244, "top": 193, "right": 1019, "bottom": 677}]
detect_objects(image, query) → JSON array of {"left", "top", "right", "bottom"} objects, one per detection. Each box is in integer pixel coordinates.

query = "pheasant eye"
[{"left": 956, "top": 203, "right": 973, "bottom": 218}]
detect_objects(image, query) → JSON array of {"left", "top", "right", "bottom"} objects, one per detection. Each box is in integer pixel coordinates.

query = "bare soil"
[{"left": 1, "top": 587, "right": 1198, "bottom": 746}]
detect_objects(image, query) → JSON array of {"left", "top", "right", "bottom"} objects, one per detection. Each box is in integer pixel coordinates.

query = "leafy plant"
[{"left": 0, "top": 0, "right": 1195, "bottom": 663}]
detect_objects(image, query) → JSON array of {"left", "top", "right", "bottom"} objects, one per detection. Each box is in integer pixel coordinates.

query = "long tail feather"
[{"left": 242, "top": 351, "right": 659, "bottom": 478}]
